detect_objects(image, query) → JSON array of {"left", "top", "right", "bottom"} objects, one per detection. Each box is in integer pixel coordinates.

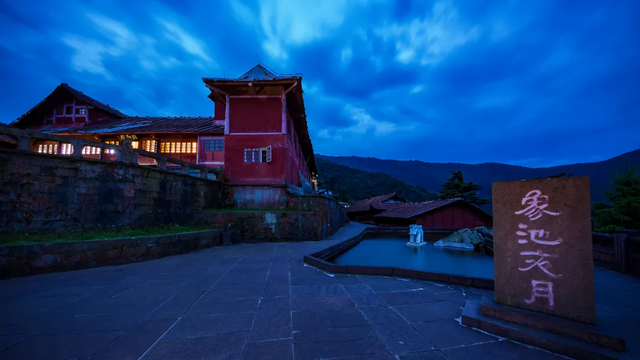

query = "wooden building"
[
  {"left": 202, "top": 64, "right": 316, "bottom": 206},
  {"left": 8, "top": 64, "right": 317, "bottom": 208},
  {"left": 347, "top": 193, "right": 406, "bottom": 224},
  {"left": 373, "top": 198, "right": 493, "bottom": 229}
]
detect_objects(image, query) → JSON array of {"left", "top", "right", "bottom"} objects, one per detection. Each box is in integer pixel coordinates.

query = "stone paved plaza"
[{"left": 1, "top": 223, "right": 638, "bottom": 359}]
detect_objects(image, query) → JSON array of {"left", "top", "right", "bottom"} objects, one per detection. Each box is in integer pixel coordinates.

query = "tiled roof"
[
  {"left": 374, "top": 198, "right": 463, "bottom": 219},
  {"left": 347, "top": 193, "right": 401, "bottom": 213},
  {"left": 45, "top": 117, "right": 225, "bottom": 134},
  {"left": 0, "top": 134, "right": 17, "bottom": 144}
]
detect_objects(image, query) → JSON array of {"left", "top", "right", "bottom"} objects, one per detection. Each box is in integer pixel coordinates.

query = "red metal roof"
[
  {"left": 46, "top": 117, "right": 224, "bottom": 134},
  {"left": 374, "top": 198, "right": 463, "bottom": 219},
  {"left": 347, "top": 193, "right": 405, "bottom": 213}
]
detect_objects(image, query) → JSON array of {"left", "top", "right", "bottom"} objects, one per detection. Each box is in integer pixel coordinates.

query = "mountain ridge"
[{"left": 316, "top": 149, "right": 640, "bottom": 203}]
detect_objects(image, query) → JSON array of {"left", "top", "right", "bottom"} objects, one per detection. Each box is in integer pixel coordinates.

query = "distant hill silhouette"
[
  {"left": 317, "top": 149, "right": 640, "bottom": 204},
  {"left": 316, "top": 157, "right": 438, "bottom": 203}
]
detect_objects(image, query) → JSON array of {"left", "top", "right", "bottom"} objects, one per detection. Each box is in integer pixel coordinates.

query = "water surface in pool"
[{"left": 332, "top": 237, "right": 494, "bottom": 279}]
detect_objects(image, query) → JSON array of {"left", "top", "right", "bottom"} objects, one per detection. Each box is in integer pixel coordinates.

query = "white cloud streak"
[{"left": 376, "top": 0, "right": 480, "bottom": 65}]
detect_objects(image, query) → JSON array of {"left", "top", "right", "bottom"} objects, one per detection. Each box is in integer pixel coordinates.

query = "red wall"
[
  {"left": 283, "top": 111, "right": 311, "bottom": 187},
  {"left": 415, "top": 203, "right": 491, "bottom": 229},
  {"left": 214, "top": 102, "right": 225, "bottom": 120},
  {"left": 223, "top": 134, "right": 286, "bottom": 185},
  {"left": 229, "top": 98, "right": 282, "bottom": 133}
]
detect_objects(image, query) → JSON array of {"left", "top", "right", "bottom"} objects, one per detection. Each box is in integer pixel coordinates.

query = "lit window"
[
  {"left": 104, "top": 140, "right": 119, "bottom": 154},
  {"left": 132, "top": 141, "right": 139, "bottom": 149},
  {"left": 141, "top": 140, "right": 156, "bottom": 153},
  {"left": 61, "top": 143, "right": 73, "bottom": 155},
  {"left": 82, "top": 146, "right": 102, "bottom": 155},
  {"left": 36, "top": 143, "right": 57, "bottom": 154},
  {"left": 76, "top": 108, "right": 86, "bottom": 115},
  {"left": 159, "top": 142, "right": 197, "bottom": 154},
  {"left": 37, "top": 143, "right": 59, "bottom": 154}
]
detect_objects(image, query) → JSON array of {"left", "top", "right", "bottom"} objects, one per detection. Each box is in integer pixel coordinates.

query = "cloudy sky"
[{"left": 1, "top": 0, "right": 638, "bottom": 167}]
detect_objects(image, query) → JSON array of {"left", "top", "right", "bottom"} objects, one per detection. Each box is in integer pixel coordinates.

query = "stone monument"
[
  {"left": 492, "top": 176, "right": 596, "bottom": 324},
  {"left": 460, "top": 177, "right": 627, "bottom": 358},
  {"left": 407, "top": 224, "right": 425, "bottom": 247}
]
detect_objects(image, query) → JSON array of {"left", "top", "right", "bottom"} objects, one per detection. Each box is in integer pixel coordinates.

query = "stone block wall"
[
  {"left": 195, "top": 195, "right": 349, "bottom": 243},
  {"left": 0, "top": 149, "right": 224, "bottom": 234},
  {"left": 286, "top": 195, "right": 349, "bottom": 238},
  {"left": 0, "top": 230, "right": 222, "bottom": 279}
]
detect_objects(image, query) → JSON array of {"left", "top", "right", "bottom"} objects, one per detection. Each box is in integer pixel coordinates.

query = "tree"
[
  {"left": 592, "top": 166, "right": 640, "bottom": 233},
  {"left": 439, "top": 170, "right": 490, "bottom": 206},
  {"left": 338, "top": 187, "right": 350, "bottom": 203}
]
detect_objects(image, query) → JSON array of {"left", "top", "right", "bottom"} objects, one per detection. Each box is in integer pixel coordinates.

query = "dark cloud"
[{"left": 0, "top": 0, "right": 638, "bottom": 167}]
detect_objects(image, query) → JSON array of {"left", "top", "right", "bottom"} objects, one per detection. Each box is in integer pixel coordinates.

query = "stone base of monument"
[
  {"left": 406, "top": 242, "right": 426, "bottom": 247},
  {"left": 461, "top": 295, "right": 626, "bottom": 360}
]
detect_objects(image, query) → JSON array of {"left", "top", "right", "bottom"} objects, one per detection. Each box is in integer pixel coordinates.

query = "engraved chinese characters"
[
  {"left": 492, "top": 177, "right": 596, "bottom": 324},
  {"left": 515, "top": 191, "right": 562, "bottom": 308}
]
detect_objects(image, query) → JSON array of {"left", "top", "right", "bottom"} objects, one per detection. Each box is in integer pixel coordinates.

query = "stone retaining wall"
[
  {"left": 0, "top": 230, "right": 222, "bottom": 279},
  {"left": 195, "top": 211, "right": 333, "bottom": 243},
  {"left": 195, "top": 195, "right": 349, "bottom": 243},
  {"left": 0, "top": 149, "right": 224, "bottom": 234}
]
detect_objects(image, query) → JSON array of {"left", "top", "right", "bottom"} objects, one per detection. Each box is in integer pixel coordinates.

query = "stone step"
[
  {"left": 480, "top": 295, "right": 625, "bottom": 352},
  {"left": 461, "top": 297, "right": 626, "bottom": 360}
]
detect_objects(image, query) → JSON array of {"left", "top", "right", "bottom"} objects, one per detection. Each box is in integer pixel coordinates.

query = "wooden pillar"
[
  {"left": 224, "top": 95, "right": 230, "bottom": 135},
  {"left": 281, "top": 94, "right": 287, "bottom": 134}
]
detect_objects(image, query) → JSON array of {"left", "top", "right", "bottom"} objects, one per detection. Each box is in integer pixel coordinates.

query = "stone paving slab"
[{"left": 1, "top": 222, "right": 633, "bottom": 359}]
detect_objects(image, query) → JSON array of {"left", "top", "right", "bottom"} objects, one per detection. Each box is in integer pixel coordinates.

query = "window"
[
  {"left": 141, "top": 140, "right": 157, "bottom": 153},
  {"left": 204, "top": 139, "right": 224, "bottom": 151},
  {"left": 37, "top": 143, "right": 58, "bottom": 154},
  {"left": 159, "top": 142, "right": 197, "bottom": 154},
  {"left": 104, "top": 140, "right": 119, "bottom": 154},
  {"left": 82, "top": 146, "right": 101, "bottom": 155},
  {"left": 61, "top": 143, "right": 73, "bottom": 155},
  {"left": 76, "top": 108, "right": 86, "bottom": 115},
  {"left": 131, "top": 141, "right": 139, "bottom": 149},
  {"left": 65, "top": 106, "right": 73, "bottom": 115},
  {"left": 244, "top": 146, "right": 272, "bottom": 163}
]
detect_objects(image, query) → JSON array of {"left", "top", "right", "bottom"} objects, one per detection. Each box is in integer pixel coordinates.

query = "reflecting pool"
[{"left": 332, "top": 237, "right": 494, "bottom": 279}]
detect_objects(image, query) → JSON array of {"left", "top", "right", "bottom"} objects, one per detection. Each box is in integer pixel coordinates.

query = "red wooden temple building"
[{"left": 6, "top": 64, "right": 318, "bottom": 207}]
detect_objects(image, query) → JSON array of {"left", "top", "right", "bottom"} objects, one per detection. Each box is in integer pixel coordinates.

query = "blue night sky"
[{"left": 1, "top": 0, "right": 638, "bottom": 167}]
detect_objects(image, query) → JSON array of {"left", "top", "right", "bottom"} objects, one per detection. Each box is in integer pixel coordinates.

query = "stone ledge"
[
  {"left": 461, "top": 297, "right": 623, "bottom": 360},
  {"left": 0, "top": 230, "right": 222, "bottom": 279},
  {"left": 480, "top": 295, "right": 625, "bottom": 351}
]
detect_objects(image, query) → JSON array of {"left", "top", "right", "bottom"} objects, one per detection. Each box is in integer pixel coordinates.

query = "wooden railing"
[{"left": 0, "top": 124, "right": 222, "bottom": 181}]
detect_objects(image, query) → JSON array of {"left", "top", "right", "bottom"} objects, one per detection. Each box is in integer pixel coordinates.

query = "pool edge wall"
[{"left": 304, "top": 226, "right": 495, "bottom": 290}]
